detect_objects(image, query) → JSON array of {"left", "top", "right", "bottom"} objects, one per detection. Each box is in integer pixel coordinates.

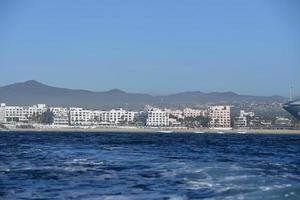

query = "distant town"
[{"left": 0, "top": 102, "right": 298, "bottom": 131}]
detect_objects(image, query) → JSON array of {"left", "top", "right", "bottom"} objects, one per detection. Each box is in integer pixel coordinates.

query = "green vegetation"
[
  {"left": 29, "top": 109, "right": 54, "bottom": 124},
  {"left": 175, "top": 115, "right": 209, "bottom": 128}
]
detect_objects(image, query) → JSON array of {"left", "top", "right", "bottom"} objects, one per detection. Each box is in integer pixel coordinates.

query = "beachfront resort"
[{"left": 0, "top": 102, "right": 298, "bottom": 131}]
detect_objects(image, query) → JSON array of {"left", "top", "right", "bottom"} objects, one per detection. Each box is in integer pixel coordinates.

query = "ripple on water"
[{"left": 0, "top": 132, "right": 300, "bottom": 200}]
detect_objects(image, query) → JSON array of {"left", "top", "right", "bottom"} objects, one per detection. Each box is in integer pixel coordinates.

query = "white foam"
[
  {"left": 186, "top": 180, "right": 214, "bottom": 189},
  {"left": 168, "top": 195, "right": 187, "bottom": 200},
  {"left": 224, "top": 175, "right": 256, "bottom": 181},
  {"left": 102, "top": 195, "right": 130, "bottom": 200},
  {"left": 67, "top": 158, "right": 104, "bottom": 166},
  {"left": 259, "top": 184, "right": 292, "bottom": 192},
  {"left": 0, "top": 168, "right": 10, "bottom": 172}
]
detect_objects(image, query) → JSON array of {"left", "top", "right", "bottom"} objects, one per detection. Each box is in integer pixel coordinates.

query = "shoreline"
[{"left": 1, "top": 127, "right": 300, "bottom": 134}]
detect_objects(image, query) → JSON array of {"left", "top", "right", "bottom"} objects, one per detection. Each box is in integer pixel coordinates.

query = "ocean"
[{"left": 0, "top": 131, "right": 299, "bottom": 200}]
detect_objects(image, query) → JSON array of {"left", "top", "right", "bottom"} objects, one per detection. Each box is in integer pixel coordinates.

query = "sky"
[{"left": 0, "top": 0, "right": 299, "bottom": 97}]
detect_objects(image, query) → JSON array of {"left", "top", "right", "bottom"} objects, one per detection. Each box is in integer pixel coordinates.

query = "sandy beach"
[{"left": 1, "top": 126, "right": 300, "bottom": 134}]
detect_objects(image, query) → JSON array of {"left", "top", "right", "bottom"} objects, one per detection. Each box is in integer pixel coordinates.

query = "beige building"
[
  {"left": 209, "top": 106, "right": 231, "bottom": 129},
  {"left": 183, "top": 108, "right": 207, "bottom": 118},
  {"left": 164, "top": 109, "right": 184, "bottom": 119}
]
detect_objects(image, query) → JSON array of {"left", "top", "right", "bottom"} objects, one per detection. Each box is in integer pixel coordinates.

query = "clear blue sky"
[{"left": 0, "top": 0, "right": 299, "bottom": 96}]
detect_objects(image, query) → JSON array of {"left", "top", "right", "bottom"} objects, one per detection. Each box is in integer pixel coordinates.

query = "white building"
[
  {"left": 1, "top": 103, "right": 47, "bottom": 123},
  {"left": 0, "top": 103, "right": 6, "bottom": 123},
  {"left": 169, "top": 118, "right": 181, "bottom": 126},
  {"left": 146, "top": 109, "right": 170, "bottom": 127},
  {"left": 26, "top": 104, "right": 47, "bottom": 117},
  {"left": 234, "top": 110, "right": 255, "bottom": 128},
  {"left": 102, "top": 109, "right": 137, "bottom": 124},
  {"left": 4, "top": 105, "right": 28, "bottom": 122},
  {"left": 164, "top": 109, "right": 184, "bottom": 119},
  {"left": 234, "top": 116, "right": 248, "bottom": 128},
  {"left": 209, "top": 106, "right": 231, "bottom": 129},
  {"left": 69, "top": 108, "right": 137, "bottom": 126},
  {"left": 183, "top": 108, "right": 207, "bottom": 118},
  {"left": 50, "top": 107, "right": 69, "bottom": 125},
  {"left": 240, "top": 110, "right": 255, "bottom": 118},
  {"left": 69, "top": 107, "right": 95, "bottom": 126}
]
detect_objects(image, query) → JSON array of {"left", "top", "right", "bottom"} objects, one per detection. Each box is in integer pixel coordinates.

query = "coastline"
[{"left": 1, "top": 127, "right": 300, "bottom": 134}]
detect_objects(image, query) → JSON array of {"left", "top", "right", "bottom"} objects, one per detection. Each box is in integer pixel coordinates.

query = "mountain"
[{"left": 0, "top": 80, "right": 285, "bottom": 109}]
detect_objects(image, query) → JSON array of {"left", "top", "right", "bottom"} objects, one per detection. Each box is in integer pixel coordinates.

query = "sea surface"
[{"left": 0, "top": 131, "right": 300, "bottom": 200}]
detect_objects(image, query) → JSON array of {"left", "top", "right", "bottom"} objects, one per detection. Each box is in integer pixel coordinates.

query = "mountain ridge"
[{"left": 0, "top": 80, "right": 286, "bottom": 109}]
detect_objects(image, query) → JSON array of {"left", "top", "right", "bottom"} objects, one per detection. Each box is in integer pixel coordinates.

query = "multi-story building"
[
  {"left": 50, "top": 107, "right": 69, "bottom": 125},
  {"left": 183, "top": 108, "right": 207, "bottom": 118},
  {"left": 0, "top": 103, "right": 47, "bottom": 123},
  {"left": 146, "top": 108, "right": 170, "bottom": 127},
  {"left": 69, "top": 108, "right": 137, "bottom": 126},
  {"left": 4, "top": 105, "right": 28, "bottom": 122},
  {"left": 164, "top": 109, "right": 184, "bottom": 119},
  {"left": 102, "top": 109, "right": 137, "bottom": 124},
  {"left": 234, "top": 116, "right": 248, "bottom": 128},
  {"left": 0, "top": 103, "right": 6, "bottom": 123},
  {"left": 240, "top": 110, "right": 255, "bottom": 118},
  {"left": 234, "top": 110, "right": 255, "bottom": 128},
  {"left": 25, "top": 104, "right": 47, "bottom": 117},
  {"left": 69, "top": 107, "right": 94, "bottom": 126},
  {"left": 209, "top": 106, "right": 231, "bottom": 129}
]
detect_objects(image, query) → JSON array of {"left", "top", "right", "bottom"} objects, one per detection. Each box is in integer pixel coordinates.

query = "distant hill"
[{"left": 0, "top": 80, "right": 286, "bottom": 109}]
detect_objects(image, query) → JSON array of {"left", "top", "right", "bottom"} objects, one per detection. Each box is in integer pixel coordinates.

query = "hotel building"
[
  {"left": 183, "top": 108, "right": 208, "bottom": 118},
  {"left": 101, "top": 109, "right": 138, "bottom": 124},
  {"left": 69, "top": 108, "right": 138, "bottom": 126},
  {"left": 69, "top": 107, "right": 99, "bottom": 126},
  {"left": 146, "top": 108, "right": 170, "bottom": 127},
  {"left": 208, "top": 106, "right": 231, "bottom": 129},
  {"left": 164, "top": 109, "right": 184, "bottom": 119},
  {"left": 0, "top": 103, "right": 47, "bottom": 123},
  {"left": 50, "top": 107, "right": 69, "bottom": 125}
]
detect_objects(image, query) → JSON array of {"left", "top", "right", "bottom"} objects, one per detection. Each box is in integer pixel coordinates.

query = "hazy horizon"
[{"left": 1, "top": 0, "right": 299, "bottom": 96}]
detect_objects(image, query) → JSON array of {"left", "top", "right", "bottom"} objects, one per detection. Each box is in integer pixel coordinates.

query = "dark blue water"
[{"left": 0, "top": 132, "right": 300, "bottom": 200}]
